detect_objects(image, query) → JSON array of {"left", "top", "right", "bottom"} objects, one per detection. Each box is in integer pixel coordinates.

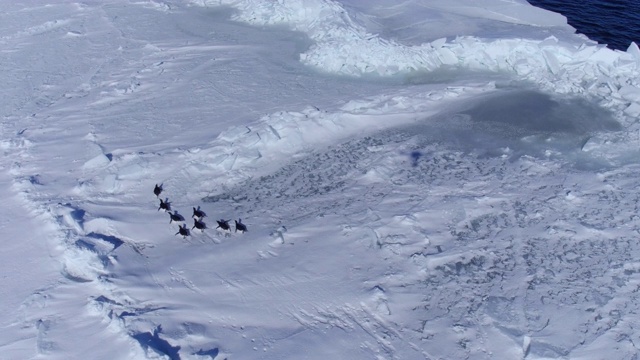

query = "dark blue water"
[{"left": 526, "top": 0, "right": 639, "bottom": 51}]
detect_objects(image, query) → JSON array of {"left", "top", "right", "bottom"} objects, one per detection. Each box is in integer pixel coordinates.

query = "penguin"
[
  {"left": 158, "top": 198, "right": 171, "bottom": 212},
  {"left": 192, "top": 206, "right": 207, "bottom": 219},
  {"left": 216, "top": 219, "right": 230, "bottom": 231},
  {"left": 153, "top": 184, "right": 163, "bottom": 197},
  {"left": 235, "top": 219, "right": 248, "bottom": 233},
  {"left": 169, "top": 211, "right": 185, "bottom": 223},
  {"left": 175, "top": 224, "right": 190, "bottom": 238},
  {"left": 192, "top": 219, "right": 207, "bottom": 232}
]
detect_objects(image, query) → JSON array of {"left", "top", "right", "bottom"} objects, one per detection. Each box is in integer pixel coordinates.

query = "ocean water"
[{"left": 527, "top": 0, "right": 639, "bottom": 51}]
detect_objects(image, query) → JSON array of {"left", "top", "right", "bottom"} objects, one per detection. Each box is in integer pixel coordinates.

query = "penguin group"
[{"left": 154, "top": 184, "right": 247, "bottom": 240}]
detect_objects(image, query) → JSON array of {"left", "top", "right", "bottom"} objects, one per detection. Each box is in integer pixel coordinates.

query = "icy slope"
[{"left": 1, "top": 1, "right": 640, "bottom": 359}]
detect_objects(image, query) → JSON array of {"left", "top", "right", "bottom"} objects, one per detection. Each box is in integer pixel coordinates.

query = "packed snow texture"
[{"left": 2, "top": 0, "right": 640, "bottom": 359}]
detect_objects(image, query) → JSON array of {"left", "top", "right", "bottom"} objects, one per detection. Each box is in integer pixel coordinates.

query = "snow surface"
[{"left": 2, "top": 0, "right": 640, "bottom": 359}]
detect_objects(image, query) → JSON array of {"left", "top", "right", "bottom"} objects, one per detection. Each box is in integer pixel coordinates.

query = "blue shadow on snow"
[{"left": 131, "top": 325, "right": 181, "bottom": 360}]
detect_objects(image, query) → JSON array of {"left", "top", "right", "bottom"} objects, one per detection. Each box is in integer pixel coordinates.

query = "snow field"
[{"left": 2, "top": 0, "right": 640, "bottom": 359}]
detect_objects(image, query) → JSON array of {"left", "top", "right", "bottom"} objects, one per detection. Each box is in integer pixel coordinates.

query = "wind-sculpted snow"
[
  {"left": 199, "top": 102, "right": 640, "bottom": 358},
  {"left": 204, "top": 91, "right": 616, "bottom": 212}
]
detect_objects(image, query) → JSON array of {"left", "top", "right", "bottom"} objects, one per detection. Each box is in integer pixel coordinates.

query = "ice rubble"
[
  {"left": 194, "top": 0, "right": 640, "bottom": 93},
  {"left": 187, "top": 0, "right": 640, "bottom": 177},
  {"left": 192, "top": 0, "right": 640, "bottom": 116}
]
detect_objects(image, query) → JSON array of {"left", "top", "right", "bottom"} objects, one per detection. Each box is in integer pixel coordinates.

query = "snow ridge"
[{"left": 177, "top": 83, "right": 497, "bottom": 191}]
